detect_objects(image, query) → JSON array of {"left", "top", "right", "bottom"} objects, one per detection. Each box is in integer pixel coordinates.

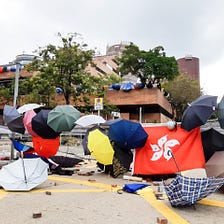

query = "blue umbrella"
[
  {"left": 163, "top": 174, "right": 224, "bottom": 207},
  {"left": 121, "top": 82, "right": 134, "bottom": 92},
  {"left": 108, "top": 119, "right": 148, "bottom": 150},
  {"left": 13, "top": 140, "right": 32, "bottom": 152}
]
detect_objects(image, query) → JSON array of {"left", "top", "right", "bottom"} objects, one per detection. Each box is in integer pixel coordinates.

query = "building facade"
[
  {"left": 177, "top": 55, "right": 200, "bottom": 81},
  {"left": 0, "top": 45, "right": 176, "bottom": 123}
]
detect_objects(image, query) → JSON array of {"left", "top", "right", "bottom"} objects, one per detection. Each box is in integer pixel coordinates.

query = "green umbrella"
[{"left": 47, "top": 105, "right": 81, "bottom": 132}]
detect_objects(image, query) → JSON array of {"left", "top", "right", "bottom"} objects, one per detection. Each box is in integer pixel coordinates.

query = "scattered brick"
[
  {"left": 157, "top": 217, "right": 168, "bottom": 224},
  {"left": 32, "top": 212, "right": 42, "bottom": 219}
]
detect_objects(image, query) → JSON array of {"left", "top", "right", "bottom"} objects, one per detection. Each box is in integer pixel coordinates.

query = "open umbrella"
[
  {"left": 163, "top": 174, "right": 224, "bottom": 207},
  {"left": 87, "top": 129, "right": 114, "bottom": 165},
  {"left": 0, "top": 157, "right": 48, "bottom": 191},
  {"left": 110, "top": 142, "right": 133, "bottom": 178},
  {"left": 217, "top": 96, "right": 224, "bottom": 128},
  {"left": 181, "top": 95, "right": 218, "bottom": 131},
  {"left": 23, "top": 110, "right": 38, "bottom": 137},
  {"left": 13, "top": 140, "right": 33, "bottom": 153},
  {"left": 17, "top": 103, "right": 44, "bottom": 114},
  {"left": 108, "top": 119, "right": 148, "bottom": 150},
  {"left": 3, "top": 105, "right": 25, "bottom": 134},
  {"left": 205, "top": 151, "right": 224, "bottom": 177},
  {"left": 31, "top": 110, "right": 60, "bottom": 139},
  {"left": 201, "top": 128, "right": 224, "bottom": 162},
  {"left": 82, "top": 125, "right": 107, "bottom": 155},
  {"left": 32, "top": 136, "right": 60, "bottom": 158},
  {"left": 47, "top": 105, "right": 81, "bottom": 132},
  {"left": 75, "top": 114, "right": 106, "bottom": 127}
]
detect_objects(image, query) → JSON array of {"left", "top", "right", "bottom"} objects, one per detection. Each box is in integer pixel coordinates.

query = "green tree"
[
  {"left": 163, "top": 73, "right": 201, "bottom": 121},
  {"left": 27, "top": 32, "right": 110, "bottom": 106},
  {"left": 117, "top": 43, "right": 179, "bottom": 82}
]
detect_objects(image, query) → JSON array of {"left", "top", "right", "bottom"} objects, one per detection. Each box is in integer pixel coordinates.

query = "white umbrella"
[
  {"left": 17, "top": 103, "right": 44, "bottom": 114},
  {"left": 0, "top": 158, "right": 48, "bottom": 191},
  {"left": 75, "top": 115, "right": 106, "bottom": 127}
]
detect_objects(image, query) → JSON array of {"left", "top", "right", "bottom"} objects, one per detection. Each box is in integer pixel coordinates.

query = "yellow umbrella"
[{"left": 87, "top": 129, "right": 114, "bottom": 165}]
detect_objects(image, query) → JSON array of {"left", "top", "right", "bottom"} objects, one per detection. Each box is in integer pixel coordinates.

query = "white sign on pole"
[{"left": 94, "top": 98, "right": 103, "bottom": 110}]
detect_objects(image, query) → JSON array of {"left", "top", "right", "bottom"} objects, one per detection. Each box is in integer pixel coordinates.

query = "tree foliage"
[
  {"left": 27, "top": 33, "right": 117, "bottom": 106},
  {"left": 117, "top": 43, "right": 179, "bottom": 82},
  {"left": 163, "top": 73, "right": 201, "bottom": 121}
]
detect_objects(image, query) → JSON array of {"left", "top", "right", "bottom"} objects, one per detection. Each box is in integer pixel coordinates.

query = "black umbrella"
[
  {"left": 110, "top": 142, "right": 133, "bottom": 178},
  {"left": 31, "top": 110, "right": 60, "bottom": 139},
  {"left": 97, "top": 142, "right": 133, "bottom": 178},
  {"left": 3, "top": 105, "right": 25, "bottom": 134},
  {"left": 181, "top": 95, "right": 218, "bottom": 131},
  {"left": 217, "top": 96, "right": 224, "bottom": 128},
  {"left": 201, "top": 128, "right": 224, "bottom": 162}
]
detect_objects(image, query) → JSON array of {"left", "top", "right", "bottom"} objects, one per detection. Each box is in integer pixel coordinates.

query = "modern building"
[{"left": 177, "top": 55, "right": 200, "bottom": 81}]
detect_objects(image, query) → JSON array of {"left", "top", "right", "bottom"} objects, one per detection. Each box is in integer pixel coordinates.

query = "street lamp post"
[
  {"left": 10, "top": 62, "right": 20, "bottom": 159},
  {"left": 10, "top": 54, "right": 36, "bottom": 159}
]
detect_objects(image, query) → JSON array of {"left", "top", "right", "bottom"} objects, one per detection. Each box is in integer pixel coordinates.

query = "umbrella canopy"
[
  {"left": 181, "top": 95, "right": 218, "bottom": 131},
  {"left": 87, "top": 129, "right": 114, "bottom": 165},
  {"left": 32, "top": 136, "right": 60, "bottom": 158},
  {"left": 47, "top": 105, "right": 81, "bottom": 132},
  {"left": 13, "top": 140, "right": 33, "bottom": 153},
  {"left": 75, "top": 114, "right": 106, "bottom": 127},
  {"left": 121, "top": 82, "right": 135, "bottom": 92},
  {"left": 49, "top": 156, "right": 83, "bottom": 168},
  {"left": 205, "top": 151, "right": 224, "bottom": 177},
  {"left": 17, "top": 103, "right": 44, "bottom": 114},
  {"left": 23, "top": 110, "right": 38, "bottom": 137},
  {"left": 163, "top": 174, "right": 224, "bottom": 207},
  {"left": 0, "top": 158, "right": 48, "bottom": 191},
  {"left": 217, "top": 96, "right": 224, "bottom": 128},
  {"left": 31, "top": 110, "right": 60, "bottom": 139},
  {"left": 110, "top": 142, "right": 133, "bottom": 178},
  {"left": 201, "top": 128, "right": 224, "bottom": 162},
  {"left": 108, "top": 119, "right": 148, "bottom": 150},
  {"left": 82, "top": 125, "right": 107, "bottom": 155},
  {"left": 3, "top": 105, "right": 25, "bottom": 134}
]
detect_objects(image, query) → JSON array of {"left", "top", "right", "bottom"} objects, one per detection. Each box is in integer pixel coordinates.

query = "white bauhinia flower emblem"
[{"left": 150, "top": 135, "right": 180, "bottom": 161}]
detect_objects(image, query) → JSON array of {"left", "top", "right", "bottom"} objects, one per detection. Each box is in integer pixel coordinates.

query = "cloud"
[{"left": 0, "top": 0, "right": 224, "bottom": 98}]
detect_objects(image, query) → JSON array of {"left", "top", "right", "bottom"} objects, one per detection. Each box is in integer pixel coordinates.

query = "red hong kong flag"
[{"left": 133, "top": 125, "right": 205, "bottom": 175}]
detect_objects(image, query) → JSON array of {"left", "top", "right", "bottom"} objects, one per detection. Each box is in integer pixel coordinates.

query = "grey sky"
[{"left": 1, "top": 0, "right": 224, "bottom": 99}]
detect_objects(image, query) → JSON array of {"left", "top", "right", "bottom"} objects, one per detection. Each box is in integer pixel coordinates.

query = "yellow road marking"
[
  {"left": 139, "top": 188, "right": 189, "bottom": 224},
  {"left": 198, "top": 199, "right": 224, "bottom": 207},
  {"left": 1, "top": 175, "right": 224, "bottom": 224},
  {"left": 0, "top": 191, "right": 8, "bottom": 200},
  {"left": 48, "top": 175, "right": 120, "bottom": 191}
]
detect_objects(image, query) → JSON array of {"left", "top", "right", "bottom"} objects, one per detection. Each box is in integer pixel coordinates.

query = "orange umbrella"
[{"left": 32, "top": 136, "right": 60, "bottom": 158}]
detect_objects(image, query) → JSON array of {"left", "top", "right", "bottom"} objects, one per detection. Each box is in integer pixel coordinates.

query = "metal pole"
[
  {"left": 139, "top": 106, "right": 142, "bottom": 123},
  {"left": 13, "top": 63, "right": 20, "bottom": 107},
  {"left": 10, "top": 63, "right": 20, "bottom": 160}
]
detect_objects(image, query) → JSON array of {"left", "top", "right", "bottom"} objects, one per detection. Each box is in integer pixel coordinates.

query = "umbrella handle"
[
  {"left": 168, "top": 150, "right": 180, "bottom": 173},
  {"left": 20, "top": 153, "right": 28, "bottom": 184}
]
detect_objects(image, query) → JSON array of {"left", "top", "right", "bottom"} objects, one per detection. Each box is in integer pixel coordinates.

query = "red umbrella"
[
  {"left": 23, "top": 110, "right": 38, "bottom": 137},
  {"left": 32, "top": 136, "right": 60, "bottom": 158}
]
